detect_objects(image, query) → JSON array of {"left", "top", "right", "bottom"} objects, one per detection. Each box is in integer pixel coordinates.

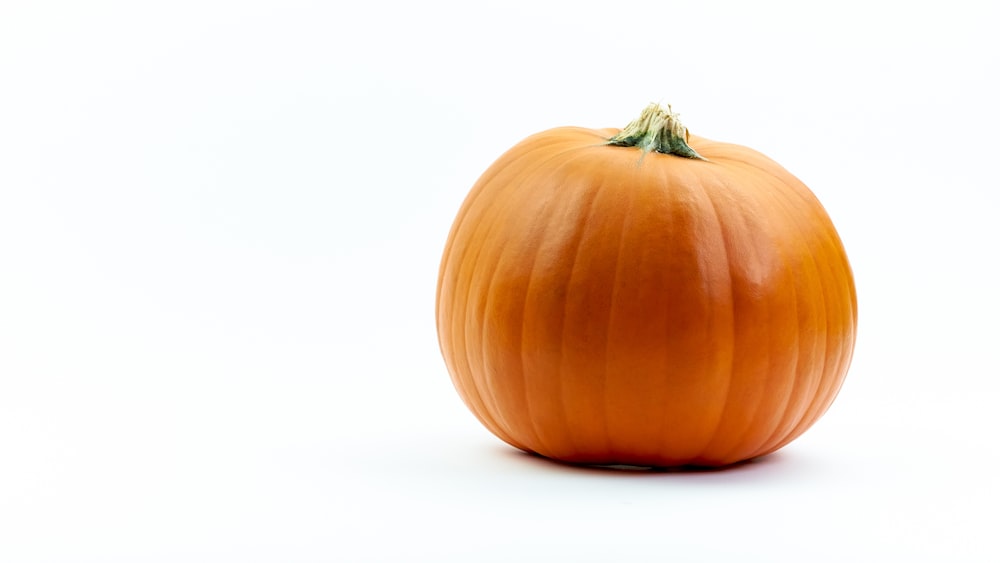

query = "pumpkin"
[{"left": 436, "top": 103, "right": 857, "bottom": 467}]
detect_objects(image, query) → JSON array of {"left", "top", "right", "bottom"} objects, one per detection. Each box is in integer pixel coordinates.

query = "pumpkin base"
[{"left": 517, "top": 448, "right": 770, "bottom": 472}]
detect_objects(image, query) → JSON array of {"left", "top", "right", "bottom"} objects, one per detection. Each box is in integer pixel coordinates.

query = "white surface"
[{"left": 2, "top": 1, "right": 998, "bottom": 561}]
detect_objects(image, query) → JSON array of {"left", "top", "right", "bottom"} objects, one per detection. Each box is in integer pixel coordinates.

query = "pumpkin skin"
[{"left": 436, "top": 108, "right": 857, "bottom": 467}]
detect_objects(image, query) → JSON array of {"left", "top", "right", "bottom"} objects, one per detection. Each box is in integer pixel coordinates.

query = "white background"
[{"left": 2, "top": 1, "right": 998, "bottom": 561}]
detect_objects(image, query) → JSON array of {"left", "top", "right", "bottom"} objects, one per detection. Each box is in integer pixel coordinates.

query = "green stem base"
[{"left": 607, "top": 103, "right": 705, "bottom": 160}]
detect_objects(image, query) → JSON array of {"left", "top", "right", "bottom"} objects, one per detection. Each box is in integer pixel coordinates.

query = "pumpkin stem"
[{"left": 607, "top": 103, "right": 706, "bottom": 160}]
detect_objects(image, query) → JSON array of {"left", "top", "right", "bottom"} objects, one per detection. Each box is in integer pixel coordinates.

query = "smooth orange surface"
[{"left": 436, "top": 125, "right": 857, "bottom": 467}]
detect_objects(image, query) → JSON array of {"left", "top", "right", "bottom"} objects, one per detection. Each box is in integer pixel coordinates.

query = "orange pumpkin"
[{"left": 436, "top": 103, "right": 857, "bottom": 467}]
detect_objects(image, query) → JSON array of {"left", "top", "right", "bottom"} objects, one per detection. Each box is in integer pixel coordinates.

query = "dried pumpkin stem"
[{"left": 607, "top": 103, "right": 705, "bottom": 160}]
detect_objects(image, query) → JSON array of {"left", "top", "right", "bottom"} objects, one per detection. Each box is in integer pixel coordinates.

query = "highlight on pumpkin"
[{"left": 436, "top": 102, "right": 857, "bottom": 468}]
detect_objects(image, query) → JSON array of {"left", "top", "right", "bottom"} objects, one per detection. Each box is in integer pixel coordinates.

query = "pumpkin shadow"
[{"left": 500, "top": 447, "right": 792, "bottom": 478}]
